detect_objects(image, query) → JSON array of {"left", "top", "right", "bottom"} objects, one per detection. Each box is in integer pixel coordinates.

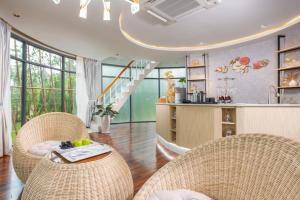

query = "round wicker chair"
[
  {"left": 134, "top": 134, "right": 300, "bottom": 200},
  {"left": 12, "top": 112, "right": 88, "bottom": 183},
  {"left": 22, "top": 150, "right": 133, "bottom": 200}
]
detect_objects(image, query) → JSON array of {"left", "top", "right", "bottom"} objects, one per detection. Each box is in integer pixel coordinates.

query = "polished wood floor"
[{"left": 0, "top": 123, "right": 175, "bottom": 199}]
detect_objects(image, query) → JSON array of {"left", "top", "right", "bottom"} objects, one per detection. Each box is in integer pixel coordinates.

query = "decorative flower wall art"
[
  {"left": 215, "top": 56, "right": 270, "bottom": 74},
  {"left": 253, "top": 59, "right": 270, "bottom": 70}
]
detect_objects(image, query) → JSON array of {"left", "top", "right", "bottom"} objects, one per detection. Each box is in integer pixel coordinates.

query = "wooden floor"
[{"left": 0, "top": 123, "right": 174, "bottom": 199}]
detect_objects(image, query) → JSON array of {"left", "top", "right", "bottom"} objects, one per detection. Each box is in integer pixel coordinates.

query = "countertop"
[{"left": 156, "top": 103, "right": 300, "bottom": 107}]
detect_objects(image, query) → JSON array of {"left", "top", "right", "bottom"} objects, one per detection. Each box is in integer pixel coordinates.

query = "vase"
[
  {"left": 289, "top": 79, "right": 297, "bottom": 87},
  {"left": 93, "top": 115, "right": 101, "bottom": 132},
  {"left": 101, "top": 115, "right": 111, "bottom": 134}
]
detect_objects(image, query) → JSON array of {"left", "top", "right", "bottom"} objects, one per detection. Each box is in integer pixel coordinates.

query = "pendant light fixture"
[
  {"left": 52, "top": 0, "right": 60, "bottom": 5},
  {"left": 131, "top": 0, "right": 140, "bottom": 15},
  {"left": 52, "top": 0, "right": 140, "bottom": 21},
  {"left": 79, "top": 0, "right": 91, "bottom": 19},
  {"left": 103, "top": 0, "right": 111, "bottom": 21}
]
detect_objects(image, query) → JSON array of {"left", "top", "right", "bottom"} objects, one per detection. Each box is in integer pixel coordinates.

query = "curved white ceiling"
[
  {"left": 120, "top": 0, "right": 300, "bottom": 51},
  {"left": 0, "top": 0, "right": 300, "bottom": 64}
]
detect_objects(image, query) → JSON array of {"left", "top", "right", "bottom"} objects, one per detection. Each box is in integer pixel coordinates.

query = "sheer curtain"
[
  {"left": 0, "top": 19, "right": 12, "bottom": 157},
  {"left": 83, "top": 58, "right": 101, "bottom": 127}
]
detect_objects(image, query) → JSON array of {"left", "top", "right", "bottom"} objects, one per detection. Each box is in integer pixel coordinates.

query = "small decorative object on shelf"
[
  {"left": 225, "top": 129, "right": 233, "bottom": 137},
  {"left": 190, "top": 59, "right": 202, "bottom": 67},
  {"left": 224, "top": 112, "right": 232, "bottom": 122},
  {"left": 284, "top": 56, "right": 299, "bottom": 67},
  {"left": 164, "top": 71, "right": 175, "bottom": 103}
]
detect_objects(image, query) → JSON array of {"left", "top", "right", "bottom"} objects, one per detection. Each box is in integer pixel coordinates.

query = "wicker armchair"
[
  {"left": 134, "top": 134, "right": 300, "bottom": 200},
  {"left": 12, "top": 112, "right": 88, "bottom": 183}
]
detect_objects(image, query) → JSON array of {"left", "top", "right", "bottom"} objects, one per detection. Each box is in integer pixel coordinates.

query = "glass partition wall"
[
  {"left": 10, "top": 35, "right": 76, "bottom": 141},
  {"left": 102, "top": 64, "right": 185, "bottom": 123}
]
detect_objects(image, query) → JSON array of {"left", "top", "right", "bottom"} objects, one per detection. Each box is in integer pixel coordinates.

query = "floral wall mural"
[{"left": 215, "top": 56, "right": 270, "bottom": 74}]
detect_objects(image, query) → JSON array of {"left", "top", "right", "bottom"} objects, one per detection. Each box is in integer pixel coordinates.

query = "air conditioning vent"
[{"left": 142, "top": 0, "right": 221, "bottom": 24}]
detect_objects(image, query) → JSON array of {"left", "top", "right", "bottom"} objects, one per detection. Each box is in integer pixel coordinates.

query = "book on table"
[{"left": 54, "top": 142, "right": 112, "bottom": 163}]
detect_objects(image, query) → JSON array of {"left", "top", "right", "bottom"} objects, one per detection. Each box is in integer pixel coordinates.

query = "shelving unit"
[
  {"left": 221, "top": 108, "right": 236, "bottom": 137},
  {"left": 169, "top": 106, "right": 177, "bottom": 142},
  {"left": 185, "top": 54, "right": 208, "bottom": 99},
  {"left": 277, "top": 35, "right": 300, "bottom": 103}
]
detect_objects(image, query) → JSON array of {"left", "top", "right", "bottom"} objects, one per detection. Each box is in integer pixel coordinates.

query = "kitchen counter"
[
  {"left": 156, "top": 103, "right": 300, "bottom": 107},
  {"left": 156, "top": 103, "right": 300, "bottom": 152}
]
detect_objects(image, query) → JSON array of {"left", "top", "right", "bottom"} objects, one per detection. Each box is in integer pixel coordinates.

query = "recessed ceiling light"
[
  {"left": 260, "top": 24, "right": 268, "bottom": 29},
  {"left": 79, "top": 0, "right": 91, "bottom": 19},
  {"left": 103, "top": 0, "right": 111, "bottom": 21},
  {"left": 52, "top": 0, "right": 60, "bottom": 4}
]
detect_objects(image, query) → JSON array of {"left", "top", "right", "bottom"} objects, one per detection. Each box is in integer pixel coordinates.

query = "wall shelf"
[
  {"left": 278, "top": 65, "right": 300, "bottom": 71},
  {"left": 277, "top": 45, "right": 300, "bottom": 54},
  {"left": 278, "top": 86, "right": 300, "bottom": 89},
  {"left": 221, "top": 121, "right": 236, "bottom": 125},
  {"left": 187, "top": 65, "right": 206, "bottom": 68},
  {"left": 185, "top": 54, "right": 208, "bottom": 99},
  {"left": 187, "top": 78, "right": 206, "bottom": 81}
]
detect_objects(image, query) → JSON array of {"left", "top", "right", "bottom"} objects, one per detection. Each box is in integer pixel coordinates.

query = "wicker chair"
[
  {"left": 134, "top": 134, "right": 300, "bottom": 200},
  {"left": 12, "top": 112, "right": 88, "bottom": 183},
  {"left": 22, "top": 150, "right": 133, "bottom": 200}
]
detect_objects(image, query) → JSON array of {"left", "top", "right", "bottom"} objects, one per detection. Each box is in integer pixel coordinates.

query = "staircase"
[{"left": 90, "top": 60, "right": 158, "bottom": 132}]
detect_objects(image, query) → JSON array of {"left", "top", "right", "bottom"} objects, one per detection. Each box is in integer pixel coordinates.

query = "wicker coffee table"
[{"left": 22, "top": 149, "right": 133, "bottom": 200}]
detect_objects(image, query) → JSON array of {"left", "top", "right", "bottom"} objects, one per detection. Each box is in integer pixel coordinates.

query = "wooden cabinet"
[
  {"left": 156, "top": 105, "right": 172, "bottom": 142},
  {"left": 156, "top": 104, "right": 300, "bottom": 149},
  {"left": 176, "top": 106, "right": 222, "bottom": 149},
  {"left": 236, "top": 107, "right": 300, "bottom": 142}
]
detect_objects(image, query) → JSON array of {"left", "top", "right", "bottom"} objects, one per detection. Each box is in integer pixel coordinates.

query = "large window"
[
  {"left": 10, "top": 35, "right": 76, "bottom": 141},
  {"left": 101, "top": 64, "right": 185, "bottom": 123}
]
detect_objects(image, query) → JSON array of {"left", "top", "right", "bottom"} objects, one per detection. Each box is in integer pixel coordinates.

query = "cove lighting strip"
[{"left": 119, "top": 13, "right": 300, "bottom": 51}]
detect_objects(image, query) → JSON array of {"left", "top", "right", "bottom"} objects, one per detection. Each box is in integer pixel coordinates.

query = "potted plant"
[
  {"left": 175, "top": 78, "right": 187, "bottom": 103},
  {"left": 93, "top": 103, "right": 119, "bottom": 133}
]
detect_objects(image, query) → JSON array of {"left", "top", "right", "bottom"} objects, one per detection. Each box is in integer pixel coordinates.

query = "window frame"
[{"left": 10, "top": 33, "right": 76, "bottom": 125}]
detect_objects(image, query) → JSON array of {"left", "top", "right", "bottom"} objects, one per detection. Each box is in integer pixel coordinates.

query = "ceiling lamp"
[
  {"left": 131, "top": 0, "right": 140, "bottom": 15},
  {"left": 79, "top": 0, "right": 91, "bottom": 19},
  {"left": 52, "top": 0, "right": 60, "bottom": 4},
  {"left": 52, "top": 0, "right": 139, "bottom": 21},
  {"left": 103, "top": 0, "right": 111, "bottom": 21}
]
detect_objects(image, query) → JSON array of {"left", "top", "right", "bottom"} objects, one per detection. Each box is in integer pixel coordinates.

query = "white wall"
[
  {"left": 189, "top": 24, "right": 300, "bottom": 104},
  {"left": 208, "top": 38, "right": 277, "bottom": 104}
]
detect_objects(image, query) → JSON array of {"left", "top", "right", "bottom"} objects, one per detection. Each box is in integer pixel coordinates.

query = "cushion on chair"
[
  {"left": 148, "top": 189, "right": 213, "bottom": 200},
  {"left": 28, "top": 141, "right": 61, "bottom": 157}
]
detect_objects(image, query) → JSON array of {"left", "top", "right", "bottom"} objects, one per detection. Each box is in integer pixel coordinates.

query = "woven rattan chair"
[
  {"left": 134, "top": 134, "right": 300, "bottom": 200},
  {"left": 12, "top": 112, "right": 88, "bottom": 183},
  {"left": 22, "top": 150, "right": 133, "bottom": 200}
]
